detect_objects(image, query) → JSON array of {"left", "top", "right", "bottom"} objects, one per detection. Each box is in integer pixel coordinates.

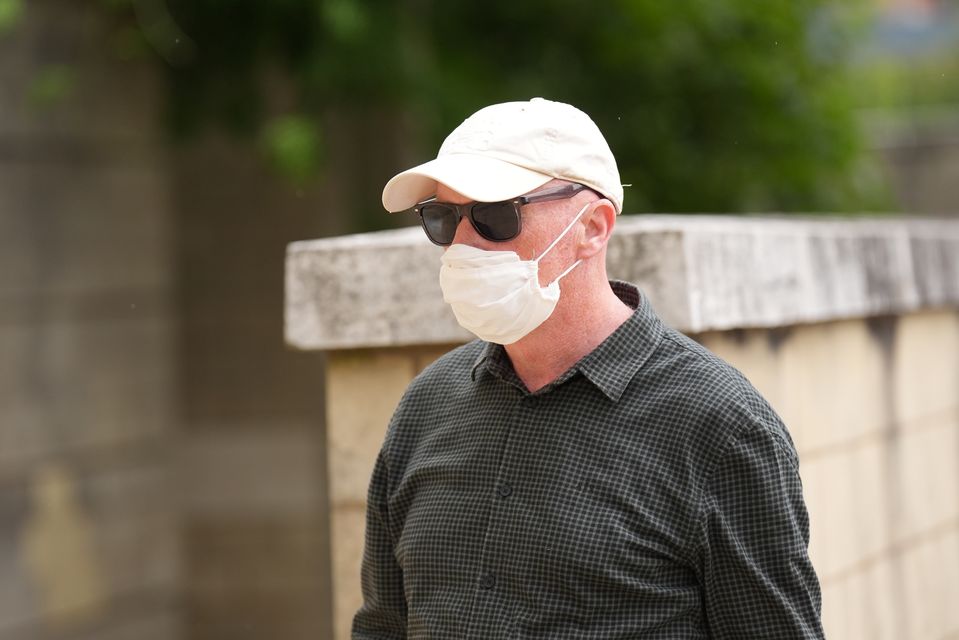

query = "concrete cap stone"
[{"left": 286, "top": 216, "right": 959, "bottom": 350}]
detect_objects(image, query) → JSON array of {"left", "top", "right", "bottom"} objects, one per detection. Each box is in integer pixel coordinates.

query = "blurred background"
[{"left": 0, "top": 0, "right": 957, "bottom": 639}]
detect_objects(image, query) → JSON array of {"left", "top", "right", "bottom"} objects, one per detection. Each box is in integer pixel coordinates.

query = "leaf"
[
  {"left": 261, "top": 115, "right": 324, "bottom": 184},
  {"left": 0, "top": 0, "right": 23, "bottom": 36},
  {"left": 27, "top": 65, "right": 76, "bottom": 111}
]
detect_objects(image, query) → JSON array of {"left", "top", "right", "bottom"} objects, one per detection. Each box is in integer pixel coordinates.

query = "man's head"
[
  {"left": 381, "top": 98, "right": 623, "bottom": 217},
  {"left": 381, "top": 98, "right": 625, "bottom": 347}
]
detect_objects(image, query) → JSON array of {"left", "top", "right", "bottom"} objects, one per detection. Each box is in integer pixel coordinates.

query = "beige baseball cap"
[{"left": 381, "top": 98, "right": 624, "bottom": 214}]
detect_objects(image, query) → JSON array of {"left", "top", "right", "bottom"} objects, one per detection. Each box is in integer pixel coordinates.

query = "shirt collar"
[{"left": 470, "top": 281, "right": 665, "bottom": 401}]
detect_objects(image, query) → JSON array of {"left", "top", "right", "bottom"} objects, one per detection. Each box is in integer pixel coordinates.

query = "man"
[{"left": 353, "top": 98, "right": 824, "bottom": 639}]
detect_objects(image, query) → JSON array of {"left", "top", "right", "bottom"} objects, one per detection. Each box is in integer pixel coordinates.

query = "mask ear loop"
[
  {"left": 553, "top": 256, "right": 583, "bottom": 283},
  {"left": 534, "top": 202, "right": 591, "bottom": 263},
  {"left": 534, "top": 201, "right": 591, "bottom": 285}
]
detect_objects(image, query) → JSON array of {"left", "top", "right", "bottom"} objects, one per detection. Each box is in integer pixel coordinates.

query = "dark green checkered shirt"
[{"left": 354, "top": 281, "right": 824, "bottom": 639}]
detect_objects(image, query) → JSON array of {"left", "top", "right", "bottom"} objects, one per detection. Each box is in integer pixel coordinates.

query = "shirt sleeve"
[
  {"left": 697, "top": 422, "right": 825, "bottom": 639},
  {"left": 352, "top": 450, "right": 408, "bottom": 639}
]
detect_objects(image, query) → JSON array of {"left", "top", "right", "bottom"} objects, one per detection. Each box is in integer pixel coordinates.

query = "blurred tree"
[
  {"left": 0, "top": 0, "right": 23, "bottom": 35},
  {"left": 64, "top": 1, "right": 887, "bottom": 226},
  {"left": 417, "top": 0, "right": 881, "bottom": 213}
]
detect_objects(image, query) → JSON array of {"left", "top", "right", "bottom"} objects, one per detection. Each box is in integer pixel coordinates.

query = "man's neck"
[{"left": 504, "top": 279, "right": 633, "bottom": 393}]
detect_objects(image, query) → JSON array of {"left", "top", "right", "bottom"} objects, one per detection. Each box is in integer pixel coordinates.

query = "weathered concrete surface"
[
  {"left": 286, "top": 216, "right": 959, "bottom": 350},
  {"left": 286, "top": 229, "right": 454, "bottom": 349}
]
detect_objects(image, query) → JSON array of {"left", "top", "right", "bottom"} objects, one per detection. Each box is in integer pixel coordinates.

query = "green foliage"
[
  {"left": 261, "top": 115, "right": 323, "bottom": 183},
  {"left": 88, "top": 0, "right": 882, "bottom": 220},
  {"left": 27, "top": 65, "right": 76, "bottom": 110},
  {"left": 416, "top": 0, "right": 876, "bottom": 213},
  {"left": 0, "top": 0, "right": 23, "bottom": 36},
  {"left": 856, "top": 54, "right": 959, "bottom": 109}
]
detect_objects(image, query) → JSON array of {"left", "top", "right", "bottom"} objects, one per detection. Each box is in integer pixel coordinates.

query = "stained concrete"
[{"left": 286, "top": 216, "right": 959, "bottom": 349}]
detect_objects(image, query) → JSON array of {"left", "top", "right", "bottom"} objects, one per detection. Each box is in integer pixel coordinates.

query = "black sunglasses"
[{"left": 413, "top": 182, "right": 590, "bottom": 246}]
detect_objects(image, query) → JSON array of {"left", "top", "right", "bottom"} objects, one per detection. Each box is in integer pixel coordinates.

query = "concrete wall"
[
  {"left": 286, "top": 217, "right": 959, "bottom": 640},
  {"left": 172, "top": 135, "right": 334, "bottom": 640},
  {"left": 867, "top": 109, "right": 959, "bottom": 216},
  {"left": 0, "top": 3, "right": 338, "bottom": 639},
  {"left": 0, "top": 1, "right": 180, "bottom": 638}
]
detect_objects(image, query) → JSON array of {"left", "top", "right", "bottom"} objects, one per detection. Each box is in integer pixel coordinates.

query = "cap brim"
[{"left": 381, "top": 153, "right": 553, "bottom": 212}]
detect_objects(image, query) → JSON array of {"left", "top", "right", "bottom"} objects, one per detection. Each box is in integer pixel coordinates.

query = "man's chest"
[{"left": 386, "top": 392, "right": 705, "bottom": 636}]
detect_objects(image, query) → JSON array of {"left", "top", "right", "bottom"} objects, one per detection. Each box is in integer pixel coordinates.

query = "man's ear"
[{"left": 578, "top": 200, "right": 616, "bottom": 260}]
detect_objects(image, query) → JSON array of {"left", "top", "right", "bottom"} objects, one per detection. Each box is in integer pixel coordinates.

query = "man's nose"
[{"left": 450, "top": 213, "right": 481, "bottom": 246}]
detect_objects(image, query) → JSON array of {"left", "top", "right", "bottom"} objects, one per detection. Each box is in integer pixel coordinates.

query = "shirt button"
[
  {"left": 479, "top": 573, "right": 496, "bottom": 590},
  {"left": 496, "top": 483, "right": 513, "bottom": 498}
]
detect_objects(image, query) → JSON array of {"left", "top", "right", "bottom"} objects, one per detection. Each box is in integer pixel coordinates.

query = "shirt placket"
[{"left": 463, "top": 389, "right": 540, "bottom": 639}]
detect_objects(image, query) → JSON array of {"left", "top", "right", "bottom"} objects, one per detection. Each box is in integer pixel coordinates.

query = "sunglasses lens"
[
  {"left": 420, "top": 204, "right": 458, "bottom": 245},
  {"left": 471, "top": 202, "right": 520, "bottom": 242}
]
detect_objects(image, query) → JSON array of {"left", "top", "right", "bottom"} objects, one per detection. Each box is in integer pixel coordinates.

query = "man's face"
[{"left": 436, "top": 179, "right": 596, "bottom": 287}]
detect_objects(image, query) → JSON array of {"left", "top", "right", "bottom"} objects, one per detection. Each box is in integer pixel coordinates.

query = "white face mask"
[{"left": 439, "top": 203, "right": 588, "bottom": 345}]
